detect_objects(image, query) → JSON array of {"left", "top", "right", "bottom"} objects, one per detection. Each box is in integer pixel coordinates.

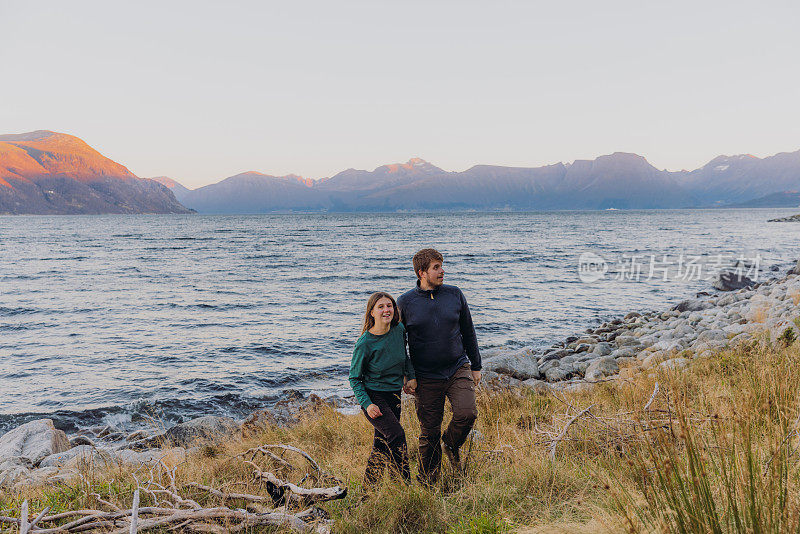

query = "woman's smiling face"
[{"left": 370, "top": 297, "right": 394, "bottom": 327}]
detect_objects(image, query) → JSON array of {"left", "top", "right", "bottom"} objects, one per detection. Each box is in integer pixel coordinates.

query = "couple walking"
[{"left": 348, "top": 248, "right": 482, "bottom": 486}]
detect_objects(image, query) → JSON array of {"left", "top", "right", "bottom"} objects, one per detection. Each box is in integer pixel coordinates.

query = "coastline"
[
  {"left": 481, "top": 260, "right": 800, "bottom": 390},
  {"left": 3, "top": 261, "right": 800, "bottom": 490}
]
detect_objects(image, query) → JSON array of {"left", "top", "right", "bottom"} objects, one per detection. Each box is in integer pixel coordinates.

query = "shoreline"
[
  {"left": 481, "top": 260, "right": 800, "bottom": 391},
  {"left": 3, "top": 260, "right": 800, "bottom": 489}
]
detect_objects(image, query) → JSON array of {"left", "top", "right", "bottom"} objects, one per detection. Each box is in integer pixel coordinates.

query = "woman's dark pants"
[{"left": 362, "top": 389, "right": 410, "bottom": 485}]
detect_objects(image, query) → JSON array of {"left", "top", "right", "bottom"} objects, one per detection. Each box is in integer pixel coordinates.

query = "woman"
[{"left": 349, "top": 291, "right": 417, "bottom": 485}]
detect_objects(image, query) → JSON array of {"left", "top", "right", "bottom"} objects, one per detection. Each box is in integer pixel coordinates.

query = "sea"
[{"left": 1, "top": 209, "right": 798, "bottom": 434}]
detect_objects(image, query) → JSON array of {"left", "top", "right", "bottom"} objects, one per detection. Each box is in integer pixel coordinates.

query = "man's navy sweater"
[{"left": 397, "top": 282, "right": 482, "bottom": 380}]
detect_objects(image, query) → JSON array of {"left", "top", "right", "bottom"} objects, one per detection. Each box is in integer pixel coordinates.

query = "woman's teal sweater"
[{"left": 349, "top": 323, "right": 415, "bottom": 409}]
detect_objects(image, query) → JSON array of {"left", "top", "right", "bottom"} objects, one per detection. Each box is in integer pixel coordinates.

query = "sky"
[{"left": 1, "top": 1, "right": 799, "bottom": 188}]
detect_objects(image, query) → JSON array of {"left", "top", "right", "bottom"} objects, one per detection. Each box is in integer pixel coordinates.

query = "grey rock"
[
  {"left": 0, "top": 419, "right": 71, "bottom": 467},
  {"left": 69, "top": 435, "right": 95, "bottom": 447},
  {"left": 521, "top": 378, "right": 550, "bottom": 393},
  {"left": 545, "top": 367, "right": 571, "bottom": 382},
  {"left": 572, "top": 360, "right": 590, "bottom": 377},
  {"left": 714, "top": 271, "right": 755, "bottom": 291},
  {"left": 481, "top": 349, "right": 541, "bottom": 380},
  {"left": 116, "top": 448, "right": 186, "bottom": 467},
  {"left": 0, "top": 460, "right": 30, "bottom": 487},
  {"left": 539, "top": 359, "right": 560, "bottom": 374},
  {"left": 611, "top": 348, "right": 636, "bottom": 359},
  {"left": 642, "top": 351, "right": 670, "bottom": 369},
  {"left": 574, "top": 343, "right": 592, "bottom": 353},
  {"left": 539, "top": 349, "right": 571, "bottom": 363},
  {"left": 673, "top": 299, "right": 713, "bottom": 312},
  {"left": 624, "top": 312, "right": 641, "bottom": 320},
  {"left": 584, "top": 357, "right": 619, "bottom": 382},
  {"left": 697, "top": 329, "right": 726, "bottom": 343},
  {"left": 615, "top": 335, "right": 640, "bottom": 347},
  {"left": 152, "top": 416, "right": 239, "bottom": 448},
  {"left": 592, "top": 342, "right": 613, "bottom": 356},
  {"left": 43, "top": 446, "right": 115, "bottom": 469},
  {"left": 40, "top": 445, "right": 95, "bottom": 468}
]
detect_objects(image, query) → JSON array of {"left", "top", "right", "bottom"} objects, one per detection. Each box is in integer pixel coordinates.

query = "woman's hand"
[
  {"left": 403, "top": 378, "right": 417, "bottom": 395},
  {"left": 366, "top": 404, "right": 383, "bottom": 418}
]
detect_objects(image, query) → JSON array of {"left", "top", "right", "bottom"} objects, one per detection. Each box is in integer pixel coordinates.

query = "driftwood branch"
[
  {"left": 0, "top": 443, "right": 340, "bottom": 533},
  {"left": 644, "top": 382, "right": 660, "bottom": 412},
  {"left": 129, "top": 489, "right": 139, "bottom": 534},
  {"left": 19, "top": 501, "right": 29, "bottom": 534},
  {"left": 549, "top": 405, "right": 595, "bottom": 460},
  {"left": 249, "top": 467, "right": 347, "bottom": 506},
  {"left": 186, "top": 482, "right": 271, "bottom": 503}
]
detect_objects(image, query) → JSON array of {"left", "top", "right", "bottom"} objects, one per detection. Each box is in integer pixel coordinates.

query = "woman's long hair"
[{"left": 361, "top": 292, "right": 400, "bottom": 334}]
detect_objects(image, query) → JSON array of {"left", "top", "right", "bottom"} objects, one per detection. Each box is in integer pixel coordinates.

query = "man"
[{"left": 397, "top": 248, "right": 481, "bottom": 483}]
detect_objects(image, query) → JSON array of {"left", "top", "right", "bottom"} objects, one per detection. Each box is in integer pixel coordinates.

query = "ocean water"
[{"left": 1, "top": 209, "right": 798, "bottom": 433}]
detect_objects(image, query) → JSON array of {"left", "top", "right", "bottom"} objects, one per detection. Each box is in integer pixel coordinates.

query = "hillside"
[{"left": 0, "top": 131, "right": 191, "bottom": 214}]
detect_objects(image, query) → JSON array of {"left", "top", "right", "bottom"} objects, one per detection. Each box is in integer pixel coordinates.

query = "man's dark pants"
[
  {"left": 362, "top": 389, "right": 410, "bottom": 485},
  {"left": 415, "top": 363, "right": 478, "bottom": 483}
]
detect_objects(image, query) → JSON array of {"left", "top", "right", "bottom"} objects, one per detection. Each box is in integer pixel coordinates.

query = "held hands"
[
  {"left": 366, "top": 404, "right": 383, "bottom": 418},
  {"left": 471, "top": 370, "right": 481, "bottom": 386},
  {"left": 403, "top": 378, "right": 417, "bottom": 395}
]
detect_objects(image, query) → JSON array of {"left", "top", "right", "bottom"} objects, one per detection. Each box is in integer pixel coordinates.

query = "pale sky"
[{"left": 1, "top": 1, "right": 799, "bottom": 188}]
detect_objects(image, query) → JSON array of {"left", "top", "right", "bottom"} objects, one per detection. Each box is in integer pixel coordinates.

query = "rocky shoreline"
[
  {"left": 482, "top": 260, "right": 800, "bottom": 392},
  {"left": 0, "top": 393, "right": 333, "bottom": 489},
  {"left": 768, "top": 214, "right": 800, "bottom": 222},
  {"left": 3, "top": 260, "right": 800, "bottom": 490}
]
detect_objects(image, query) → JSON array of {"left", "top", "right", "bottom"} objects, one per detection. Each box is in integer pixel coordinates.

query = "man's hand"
[
  {"left": 366, "top": 404, "right": 383, "bottom": 418},
  {"left": 471, "top": 370, "right": 481, "bottom": 386},
  {"left": 403, "top": 378, "right": 417, "bottom": 395}
]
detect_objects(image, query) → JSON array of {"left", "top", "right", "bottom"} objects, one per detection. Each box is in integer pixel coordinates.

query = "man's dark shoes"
[{"left": 442, "top": 442, "right": 462, "bottom": 472}]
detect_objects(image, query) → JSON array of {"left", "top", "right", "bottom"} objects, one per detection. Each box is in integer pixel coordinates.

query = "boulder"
[
  {"left": 615, "top": 336, "right": 640, "bottom": 347},
  {"left": 642, "top": 351, "right": 670, "bottom": 369},
  {"left": 521, "top": 378, "right": 550, "bottom": 393},
  {"left": 544, "top": 367, "right": 570, "bottom": 382},
  {"left": 154, "top": 416, "right": 239, "bottom": 447},
  {"left": 572, "top": 360, "right": 590, "bottom": 377},
  {"left": 481, "top": 349, "right": 541, "bottom": 380},
  {"left": 43, "top": 446, "right": 115, "bottom": 470},
  {"left": 610, "top": 348, "right": 636, "bottom": 359},
  {"left": 0, "top": 419, "right": 70, "bottom": 467},
  {"left": 673, "top": 299, "right": 713, "bottom": 312},
  {"left": 713, "top": 271, "right": 755, "bottom": 291},
  {"left": 0, "top": 461, "right": 30, "bottom": 487},
  {"left": 12, "top": 466, "right": 61, "bottom": 490},
  {"left": 591, "top": 342, "right": 613, "bottom": 356},
  {"left": 539, "top": 359, "right": 560, "bottom": 375},
  {"left": 584, "top": 357, "right": 619, "bottom": 382},
  {"left": 116, "top": 447, "right": 186, "bottom": 468}
]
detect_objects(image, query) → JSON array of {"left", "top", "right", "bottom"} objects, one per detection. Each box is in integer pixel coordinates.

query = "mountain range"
[
  {"left": 0, "top": 131, "right": 189, "bottom": 214},
  {"left": 3, "top": 130, "right": 800, "bottom": 214},
  {"left": 157, "top": 151, "right": 800, "bottom": 213}
]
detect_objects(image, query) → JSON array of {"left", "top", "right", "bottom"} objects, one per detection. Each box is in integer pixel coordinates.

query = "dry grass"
[{"left": 3, "top": 335, "right": 800, "bottom": 533}]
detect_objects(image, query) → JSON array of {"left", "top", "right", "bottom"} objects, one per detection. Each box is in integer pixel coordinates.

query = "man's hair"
[{"left": 412, "top": 248, "right": 444, "bottom": 279}]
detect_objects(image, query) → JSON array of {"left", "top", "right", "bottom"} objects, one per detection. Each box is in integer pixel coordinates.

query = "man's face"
[{"left": 420, "top": 261, "right": 445, "bottom": 287}]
